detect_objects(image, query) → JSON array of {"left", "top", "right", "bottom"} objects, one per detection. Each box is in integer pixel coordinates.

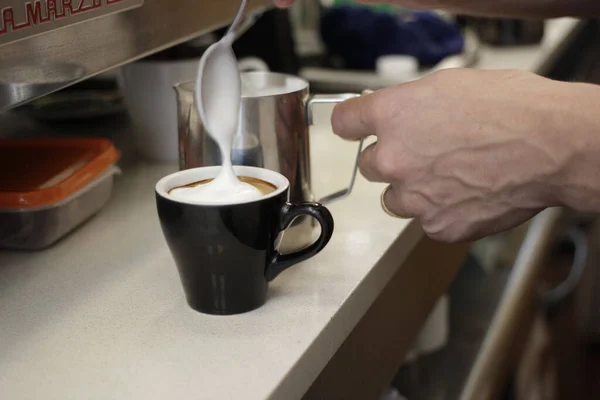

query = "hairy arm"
[{"left": 275, "top": 0, "right": 600, "bottom": 18}]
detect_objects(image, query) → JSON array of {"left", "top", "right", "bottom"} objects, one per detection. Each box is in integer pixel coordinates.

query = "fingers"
[
  {"left": 358, "top": 142, "right": 386, "bottom": 183},
  {"left": 331, "top": 89, "right": 379, "bottom": 141},
  {"left": 358, "top": 138, "right": 402, "bottom": 183},
  {"left": 382, "top": 185, "right": 416, "bottom": 219},
  {"left": 337, "top": 86, "right": 419, "bottom": 220},
  {"left": 361, "top": 144, "right": 425, "bottom": 220},
  {"left": 334, "top": 90, "right": 375, "bottom": 143}
]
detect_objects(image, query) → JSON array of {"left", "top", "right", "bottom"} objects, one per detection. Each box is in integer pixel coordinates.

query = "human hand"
[{"left": 332, "top": 69, "right": 588, "bottom": 242}]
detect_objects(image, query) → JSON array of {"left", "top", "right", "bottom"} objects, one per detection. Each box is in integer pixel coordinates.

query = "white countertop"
[
  {"left": 0, "top": 18, "right": 584, "bottom": 400},
  {"left": 0, "top": 125, "right": 418, "bottom": 400}
]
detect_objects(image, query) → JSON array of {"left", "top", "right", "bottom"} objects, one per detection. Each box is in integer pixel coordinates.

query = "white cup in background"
[
  {"left": 238, "top": 57, "right": 270, "bottom": 73},
  {"left": 118, "top": 57, "right": 269, "bottom": 163}
]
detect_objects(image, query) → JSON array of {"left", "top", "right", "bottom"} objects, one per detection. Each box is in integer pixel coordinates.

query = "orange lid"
[{"left": 0, "top": 138, "right": 120, "bottom": 209}]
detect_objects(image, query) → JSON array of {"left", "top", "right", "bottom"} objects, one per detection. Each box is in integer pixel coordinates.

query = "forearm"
[{"left": 374, "top": 0, "right": 600, "bottom": 18}]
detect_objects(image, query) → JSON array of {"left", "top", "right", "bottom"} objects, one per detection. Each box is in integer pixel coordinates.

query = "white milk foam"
[{"left": 170, "top": 33, "right": 263, "bottom": 205}]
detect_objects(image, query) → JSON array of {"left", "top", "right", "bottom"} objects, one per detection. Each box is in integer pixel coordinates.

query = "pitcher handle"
[{"left": 306, "top": 94, "right": 365, "bottom": 205}]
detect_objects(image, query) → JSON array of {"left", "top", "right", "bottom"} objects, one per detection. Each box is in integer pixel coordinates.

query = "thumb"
[{"left": 331, "top": 89, "right": 379, "bottom": 141}]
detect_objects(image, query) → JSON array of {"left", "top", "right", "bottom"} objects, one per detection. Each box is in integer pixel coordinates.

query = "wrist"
[{"left": 546, "top": 81, "right": 600, "bottom": 212}]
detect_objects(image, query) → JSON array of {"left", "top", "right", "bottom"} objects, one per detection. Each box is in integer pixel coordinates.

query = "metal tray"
[{"left": 0, "top": 166, "right": 120, "bottom": 250}]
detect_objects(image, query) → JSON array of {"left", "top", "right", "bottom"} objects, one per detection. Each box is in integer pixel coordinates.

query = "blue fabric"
[{"left": 320, "top": 7, "right": 465, "bottom": 70}]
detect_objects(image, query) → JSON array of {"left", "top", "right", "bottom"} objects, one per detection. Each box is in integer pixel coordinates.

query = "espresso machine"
[
  {"left": 0, "top": 0, "right": 276, "bottom": 112},
  {"left": 0, "top": 0, "right": 350, "bottom": 253}
]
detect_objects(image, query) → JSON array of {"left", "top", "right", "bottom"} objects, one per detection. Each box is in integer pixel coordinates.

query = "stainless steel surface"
[
  {"left": 175, "top": 71, "right": 363, "bottom": 251},
  {"left": 0, "top": 0, "right": 272, "bottom": 112},
  {"left": 0, "top": 61, "right": 86, "bottom": 108},
  {"left": 460, "top": 207, "right": 564, "bottom": 400},
  {"left": 0, "top": 0, "right": 144, "bottom": 47},
  {"left": 0, "top": 166, "right": 119, "bottom": 250}
]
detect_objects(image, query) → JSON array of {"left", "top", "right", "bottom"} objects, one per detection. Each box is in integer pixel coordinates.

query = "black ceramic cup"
[{"left": 155, "top": 166, "right": 334, "bottom": 315}]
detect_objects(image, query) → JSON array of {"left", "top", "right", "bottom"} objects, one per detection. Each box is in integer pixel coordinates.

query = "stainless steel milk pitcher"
[{"left": 174, "top": 71, "right": 363, "bottom": 251}]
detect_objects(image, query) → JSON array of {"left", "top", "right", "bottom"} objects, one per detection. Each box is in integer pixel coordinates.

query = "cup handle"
[
  {"left": 238, "top": 57, "right": 270, "bottom": 73},
  {"left": 306, "top": 93, "right": 365, "bottom": 205},
  {"left": 265, "top": 202, "right": 334, "bottom": 282}
]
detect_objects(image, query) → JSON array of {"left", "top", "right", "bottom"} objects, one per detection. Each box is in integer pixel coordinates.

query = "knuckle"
[
  {"left": 376, "top": 145, "right": 415, "bottom": 182},
  {"left": 357, "top": 143, "right": 376, "bottom": 166},
  {"left": 358, "top": 158, "right": 377, "bottom": 182},
  {"left": 423, "top": 226, "right": 455, "bottom": 243},
  {"left": 373, "top": 149, "right": 400, "bottom": 181},
  {"left": 427, "top": 68, "right": 457, "bottom": 83},
  {"left": 422, "top": 218, "right": 461, "bottom": 243},
  {"left": 501, "top": 68, "right": 531, "bottom": 80},
  {"left": 360, "top": 98, "right": 377, "bottom": 128},
  {"left": 369, "top": 95, "right": 389, "bottom": 124},
  {"left": 424, "top": 68, "right": 470, "bottom": 90},
  {"left": 426, "top": 69, "right": 447, "bottom": 81},
  {"left": 397, "top": 191, "right": 427, "bottom": 217},
  {"left": 370, "top": 87, "right": 403, "bottom": 122},
  {"left": 424, "top": 229, "right": 448, "bottom": 243}
]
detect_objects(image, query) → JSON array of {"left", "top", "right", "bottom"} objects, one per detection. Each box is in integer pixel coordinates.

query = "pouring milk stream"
[{"left": 169, "top": 31, "right": 263, "bottom": 204}]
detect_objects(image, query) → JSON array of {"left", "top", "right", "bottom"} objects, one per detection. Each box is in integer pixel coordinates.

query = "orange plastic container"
[{"left": 0, "top": 138, "right": 120, "bottom": 249}]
